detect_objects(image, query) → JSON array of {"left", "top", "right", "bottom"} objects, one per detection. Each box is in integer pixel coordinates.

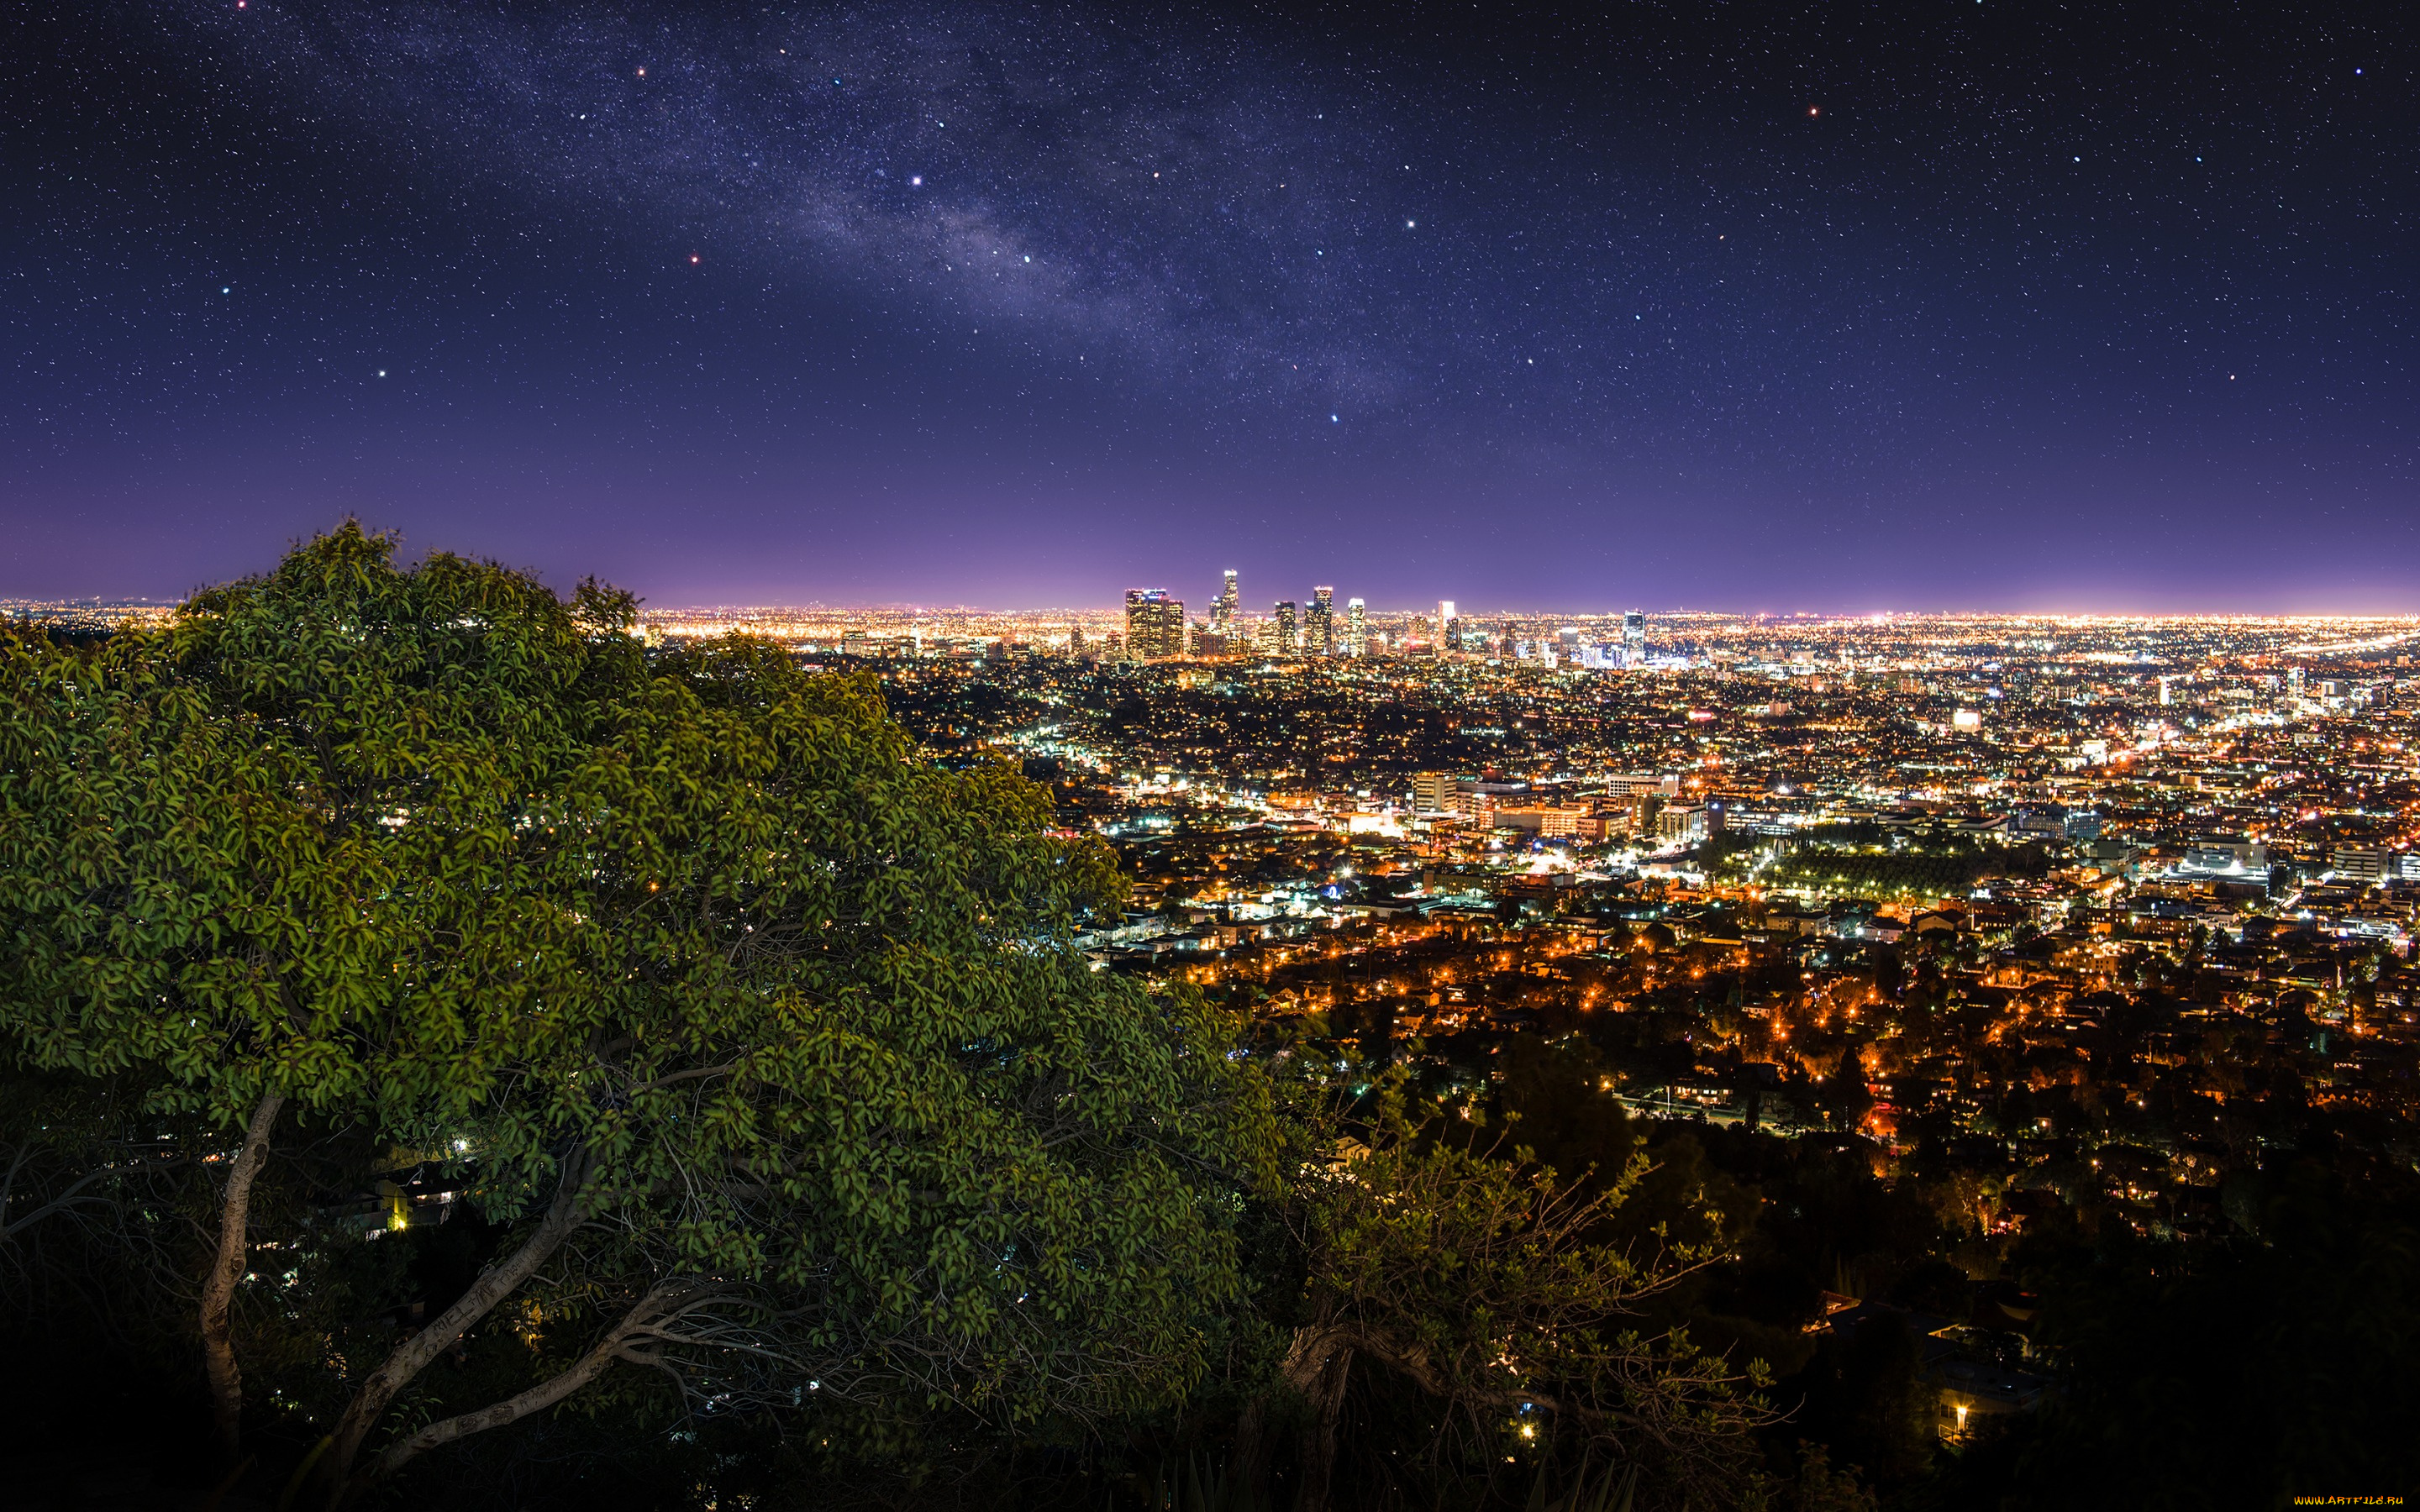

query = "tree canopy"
[{"left": 0, "top": 526, "right": 1280, "bottom": 1494}]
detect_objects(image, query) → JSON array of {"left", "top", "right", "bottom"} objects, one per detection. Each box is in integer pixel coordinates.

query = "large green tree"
[{"left": 0, "top": 527, "right": 1279, "bottom": 1499}]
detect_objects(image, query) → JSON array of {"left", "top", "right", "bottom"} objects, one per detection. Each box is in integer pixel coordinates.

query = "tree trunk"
[
  {"left": 1230, "top": 1394, "right": 1273, "bottom": 1499},
  {"left": 339, "top": 1280, "right": 688, "bottom": 1500},
  {"left": 323, "top": 1146, "right": 592, "bottom": 1499},
  {"left": 1286, "top": 1329, "right": 1355, "bottom": 1512},
  {"left": 203, "top": 1092, "right": 283, "bottom": 1464}
]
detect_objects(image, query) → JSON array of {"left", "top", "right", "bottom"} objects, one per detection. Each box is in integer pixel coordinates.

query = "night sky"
[{"left": 6, "top": 2, "right": 2415, "bottom": 612}]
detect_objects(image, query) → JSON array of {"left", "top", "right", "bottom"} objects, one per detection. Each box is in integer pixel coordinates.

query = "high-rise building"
[
  {"left": 1412, "top": 771, "right": 1456, "bottom": 815},
  {"left": 1345, "top": 597, "right": 1367, "bottom": 657},
  {"left": 1623, "top": 610, "right": 1647, "bottom": 659},
  {"left": 1307, "top": 585, "right": 1336, "bottom": 655},
  {"left": 1272, "top": 600, "right": 1300, "bottom": 654},
  {"left": 1124, "top": 588, "right": 1187, "bottom": 660},
  {"left": 1438, "top": 599, "right": 1458, "bottom": 650},
  {"left": 1213, "top": 570, "right": 1239, "bottom": 634}
]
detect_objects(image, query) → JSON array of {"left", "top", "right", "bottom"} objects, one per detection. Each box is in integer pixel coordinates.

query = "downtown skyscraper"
[
  {"left": 1124, "top": 588, "right": 1187, "bottom": 660},
  {"left": 1212, "top": 570, "right": 1239, "bottom": 636},
  {"left": 1269, "top": 599, "right": 1299, "bottom": 654}
]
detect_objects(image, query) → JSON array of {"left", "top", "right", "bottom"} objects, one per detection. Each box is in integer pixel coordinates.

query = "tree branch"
[
  {"left": 628, "top": 1063, "right": 740, "bottom": 1094},
  {"left": 325, "top": 1144, "right": 595, "bottom": 1494},
  {"left": 369, "top": 1278, "right": 697, "bottom": 1479},
  {"left": 203, "top": 1091, "right": 284, "bottom": 1465},
  {"left": 0, "top": 1163, "right": 124, "bottom": 1241}
]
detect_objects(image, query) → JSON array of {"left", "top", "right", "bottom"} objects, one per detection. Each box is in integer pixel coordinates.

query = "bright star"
[
  {"left": 1329, "top": 414, "right": 1339, "bottom": 423},
  {"left": 376, "top": 370, "right": 387, "bottom": 377},
  {"left": 910, "top": 176, "right": 923, "bottom": 186}
]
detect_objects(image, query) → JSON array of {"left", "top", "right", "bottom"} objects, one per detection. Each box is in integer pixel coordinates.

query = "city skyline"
[{"left": 18, "top": 587, "right": 2420, "bottom": 622}]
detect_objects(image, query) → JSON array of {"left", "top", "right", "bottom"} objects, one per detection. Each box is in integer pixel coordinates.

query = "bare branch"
[
  {"left": 370, "top": 1278, "right": 702, "bottom": 1479},
  {"left": 326, "top": 1144, "right": 596, "bottom": 1492}
]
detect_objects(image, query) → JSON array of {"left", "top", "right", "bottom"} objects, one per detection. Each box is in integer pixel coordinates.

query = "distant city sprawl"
[{"left": 833, "top": 595, "right": 2420, "bottom": 1450}]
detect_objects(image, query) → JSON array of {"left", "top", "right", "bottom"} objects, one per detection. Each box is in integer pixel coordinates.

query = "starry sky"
[{"left": 6, "top": 1, "right": 2415, "bottom": 612}]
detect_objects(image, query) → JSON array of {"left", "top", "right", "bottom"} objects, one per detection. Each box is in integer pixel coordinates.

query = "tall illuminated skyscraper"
[
  {"left": 1307, "top": 585, "right": 1335, "bottom": 655},
  {"left": 1345, "top": 597, "right": 1366, "bottom": 657},
  {"left": 1623, "top": 609, "right": 1647, "bottom": 661},
  {"left": 1213, "top": 570, "right": 1239, "bottom": 634},
  {"left": 1272, "top": 600, "right": 1300, "bottom": 654},
  {"left": 1124, "top": 588, "right": 1187, "bottom": 660},
  {"left": 1437, "top": 599, "right": 1459, "bottom": 652}
]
